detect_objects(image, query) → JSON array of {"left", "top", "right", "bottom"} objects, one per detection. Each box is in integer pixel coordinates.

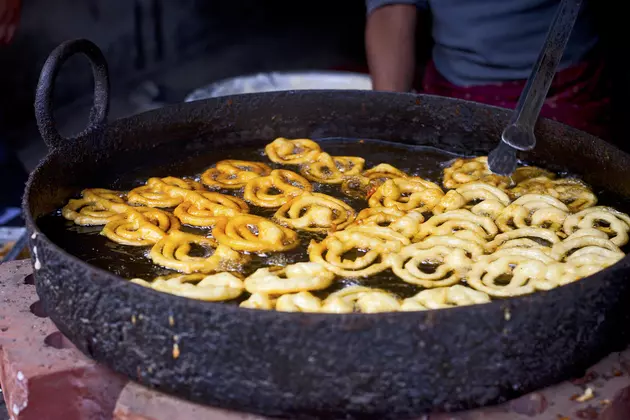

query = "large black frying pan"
[{"left": 23, "top": 39, "right": 630, "bottom": 419}]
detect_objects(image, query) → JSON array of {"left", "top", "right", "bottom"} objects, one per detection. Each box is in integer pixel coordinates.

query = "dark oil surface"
[{"left": 37, "top": 138, "right": 630, "bottom": 301}]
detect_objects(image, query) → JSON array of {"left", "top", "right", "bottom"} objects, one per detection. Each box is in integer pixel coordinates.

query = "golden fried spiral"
[
  {"left": 443, "top": 157, "right": 512, "bottom": 189},
  {"left": 401, "top": 285, "right": 490, "bottom": 311},
  {"left": 415, "top": 209, "right": 498, "bottom": 241},
  {"left": 243, "top": 169, "right": 312, "bottom": 208},
  {"left": 299, "top": 152, "right": 365, "bottom": 184},
  {"left": 369, "top": 177, "right": 444, "bottom": 212},
  {"left": 467, "top": 248, "right": 559, "bottom": 297},
  {"left": 201, "top": 160, "right": 272, "bottom": 189},
  {"left": 173, "top": 192, "right": 249, "bottom": 227},
  {"left": 563, "top": 206, "right": 630, "bottom": 246},
  {"left": 495, "top": 194, "right": 569, "bottom": 233},
  {"left": 410, "top": 234, "right": 486, "bottom": 259},
  {"left": 240, "top": 293, "right": 276, "bottom": 310},
  {"left": 551, "top": 229, "right": 623, "bottom": 262},
  {"left": 265, "top": 137, "right": 322, "bottom": 164},
  {"left": 244, "top": 262, "right": 335, "bottom": 294},
  {"left": 308, "top": 226, "right": 409, "bottom": 277},
  {"left": 213, "top": 214, "right": 299, "bottom": 252},
  {"left": 485, "top": 227, "right": 561, "bottom": 254},
  {"left": 340, "top": 163, "right": 408, "bottom": 199},
  {"left": 274, "top": 192, "right": 356, "bottom": 232},
  {"left": 102, "top": 207, "right": 181, "bottom": 246},
  {"left": 276, "top": 291, "right": 324, "bottom": 312},
  {"left": 150, "top": 230, "right": 248, "bottom": 273},
  {"left": 390, "top": 245, "right": 473, "bottom": 288},
  {"left": 509, "top": 177, "right": 597, "bottom": 212},
  {"left": 321, "top": 286, "right": 401, "bottom": 313},
  {"left": 131, "top": 272, "right": 244, "bottom": 301},
  {"left": 351, "top": 207, "right": 407, "bottom": 229},
  {"left": 128, "top": 177, "right": 205, "bottom": 208}
]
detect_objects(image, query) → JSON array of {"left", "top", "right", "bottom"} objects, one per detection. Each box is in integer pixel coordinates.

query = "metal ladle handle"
[{"left": 488, "top": 0, "right": 584, "bottom": 174}]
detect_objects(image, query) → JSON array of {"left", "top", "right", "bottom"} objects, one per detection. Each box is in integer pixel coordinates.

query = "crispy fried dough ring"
[
  {"left": 213, "top": 214, "right": 299, "bottom": 252},
  {"left": 243, "top": 169, "right": 312, "bottom": 208},
  {"left": 563, "top": 206, "right": 630, "bottom": 246},
  {"left": 174, "top": 192, "right": 249, "bottom": 226},
  {"left": 321, "top": 286, "right": 401, "bottom": 313},
  {"left": 390, "top": 245, "right": 473, "bottom": 288},
  {"left": 128, "top": 177, "right": 205, "bottom": 208},
  {"left": 369, "top": 177, "right": 444, "bottom": 212},
  {"left": 416, "top": 209, "right": 498, "bottom": 241},
  {"left": 150, "top": 230, "right": 247, "bottom": 273},
  {"left": 132, "top": 272, "right": 244, "bottom": 301},
  {"left": 401, "top": 285, "right": 490, "bottom": 311},
  {"left": 274, "top": 192, "right": 355, "bottom": 232},
  {"left": 265, "top": 137, "right": 322, "bottom": 164},
  {"left": 300, "top": 152, "right": 365, "bottom": 184},
  {"left": 201, "top": 160, "right": 272, "bottom": 189},
  {"left": 102, "top": 207, "right": 181, "bottom": 246},
  {"left": 244, "top": 262, "right": 334, "bottom": 294}
]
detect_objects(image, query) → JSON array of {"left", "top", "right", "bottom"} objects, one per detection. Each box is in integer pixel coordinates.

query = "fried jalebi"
[
  {"left": 201, "top": 160, "right": 272, "bottom": 189},
  {"left": 128, "top": 177, "right": 205, "bottom": 208},
  {"left": 308, "top": 226, "right": 409, "bottom": 277},
  {"left": 62, "top": 188, "right": 126, "bottom": 225},
  {"left": 390, "top": 245, "right": 473, "bottom": 288},
  {"left": 102, "top": 207, "right": 181, "bottom": 246},
  {"left": 173, "top": 192, "right": 248, "bottom": 227},
  {"left": 443, "top": 157, "right": 512, "bottom": 189},
  {"left": 274, "top": 192, "right": 356, "bottom": 232},
  {"left": 243, "top": 169, "right": 312, "bottom": 208},
  {"left": 276, "top": 291, "right": 324, "bottom": 312},
  {"left": 467, "top": 248, "right": 559, "bottom": 297},
  {"left": 485, "top": 227, "right": 561, "bottom": 254},
  {"left": 131, "top": 272, "right": 244, "bottom": 301},
  {"left": 150, "top": 230, "right": 248, "bottom": 273},
  {"left": 563, "top": 206, "right": 630, "bottom": 246},
  {"left": 240, "top": 293, "right": 276, "bottom": 310},
  {"left": 508, "top": 177, "right": 597, "bottom": 211},
  {"left": 401, "top": 285, "right": 490, "bottom": 311},
  {"left": 415, "top": 209, "right": 498, "bottom": 241},
  {"left": 369, "top": 177, "right": 444, "bottom": 212},
  {"left": 351, "top": 207, "right": 407, "bottom": 229},
  {"left": 265, "top": 137, "right": 322, "bottom": 164},
  {"left": 244, "top": 262, "right": 334, "bottom": 294},
  {"left": 340, "top": 163, "right": 408, "bottom": 199},
  {"left": 409, "top": 235, "right": 485, "bottom": 259},
  {"left": 495, "top": 194, "right": 569, "bottom": 233},
  {"left": 321, "top": 286, "right": 401, "bottom": 313},
  {"left": 213, "top": 214, "right": 299, "bottom": 252},
  {"left": 551, "top": 229, "right": 623, "bottom": 262},
  {"left": 299, "top": 152, "right": 365, "bottom": 184}
]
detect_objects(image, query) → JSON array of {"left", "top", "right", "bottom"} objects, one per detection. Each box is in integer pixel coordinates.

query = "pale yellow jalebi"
[
  {"left": 563, "top": 206, "right": 630, "bottom": 246},
  {"left": 265, "top": 137, "right": 322, "bottom": 164},
  {"left": 244, "top": 262, "right": 335, "bottom": 294},
  {"left": 150, "top": 230, "right": 248, "bottom": 273},
  {"left": 495, "top": 194, "right": 569, "bottom": 233},
  {"left": 550, "top": 228, "right": 623, "bottom": 262},
  {"left": 433, "top": 183, "right": 510, "bottom": 218},
  {"left": 320, "top": 286, "right": 401, "bottom": 313},
  {"left": 240, "top": 293, "right": 276, "bottom": 310},
  {"left": 102, "top": 207, "right": 181, "bottom": 246},
  {"left": 369, "top": 177, "right": 444, "bottom": 212},
  {"left": 349, "top": 207, "right": 425, "bottom": 239},
  {"left": 415, "top": 209, "right": 498, "bottom": 241},
  {"left": 308, "top": 226, "right": 409, "bottom": 277},
  {"left": 389, "top": 245, "right": 473, "bottom": 288},
  {"left": 299, "top": 152, "right": 365, "bottom": 184},
  {"left": 508, "top": 177, "right": 597, "bottom": 211},
  {"left": 131, "top": 272, "right": 244, "bottom": 301},
  {"left": 276, "top": 291, "right": 324, "bottom": 312},
  {"left": 173, "top": 192, "right": 249, "bottom": 227},
  {"left": 340, "top": 163, "right": 408, "bottom": 199},
  {"left": 128, "top": 177, "right": 205, "bottom": 208},
  {"left": 485, "top": 227, "right": 561, "bottom": 254},
  {"left": 408, "top": 234, "right": 485, "bottom": 259},
  {"left": 273, "top": 192, "right": 356, "bottom": 232},
  {"left": 443, "top": 157, "right": 512, "bottom": 189},
  {"left": 201, "top": 160, "right": 272, "bottom": 189},
  {"left": 243, "top": 169, "right": 312, "bottom": 208},
  {"left": 401, "top": 285, "right": 490, "bottom": 311},
  {"left": 62, "top": 188, "right": 126, "bottom": 225},
  {"left": 213, "top": 214, "right": 299, "bottom": 252},
  {"left": 467, "top": 248, "right": 559, "bottom": 297}
]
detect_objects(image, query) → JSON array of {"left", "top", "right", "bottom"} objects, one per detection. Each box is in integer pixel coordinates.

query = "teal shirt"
[{"left": 366, "top": 0, "right": 598, "bottom": 86}]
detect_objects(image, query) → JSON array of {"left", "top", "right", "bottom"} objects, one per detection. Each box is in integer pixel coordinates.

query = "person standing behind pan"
[{"left": 364, "top": 0, "right": 612, "bottom": 139}]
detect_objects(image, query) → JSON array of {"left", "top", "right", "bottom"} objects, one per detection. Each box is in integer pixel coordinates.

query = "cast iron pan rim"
[
  {"left": 23, "top": 154, "right": 629, "bottom": 320},
  {"left": 22, "top": 88, "right": 627, "bottom": 320}
]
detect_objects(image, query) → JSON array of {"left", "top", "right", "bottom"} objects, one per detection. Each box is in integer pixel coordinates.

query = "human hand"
[{"left": 0, "top": 0, "right": 21, "bottom": 44}]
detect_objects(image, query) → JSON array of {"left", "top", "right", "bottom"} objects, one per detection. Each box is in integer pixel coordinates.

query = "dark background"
[{"left": 0, "top": 0, "right": 624, "bottom": 170}]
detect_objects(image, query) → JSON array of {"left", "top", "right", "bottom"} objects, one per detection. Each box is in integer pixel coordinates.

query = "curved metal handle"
[{"left": 34, "top": 39, "right": 111, "bottom": 150}]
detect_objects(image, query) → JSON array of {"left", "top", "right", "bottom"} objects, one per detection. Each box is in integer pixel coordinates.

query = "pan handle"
[{"left": 34, "top": 39, "right": 111, "bottom": 150}]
